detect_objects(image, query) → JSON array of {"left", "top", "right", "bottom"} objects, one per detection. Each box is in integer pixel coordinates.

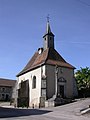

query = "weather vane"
[{"left": 47, "top": 14, "right": 50, "bottom": 22}]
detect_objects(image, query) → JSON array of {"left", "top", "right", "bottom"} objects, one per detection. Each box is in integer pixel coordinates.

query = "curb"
[{"left": 81, "top": 108, "right": 90, "bottom": 115}]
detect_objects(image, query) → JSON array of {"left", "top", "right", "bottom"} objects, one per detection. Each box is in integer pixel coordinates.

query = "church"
[{"left": 16, "top": 20, "right": 77, "bottom": 107}]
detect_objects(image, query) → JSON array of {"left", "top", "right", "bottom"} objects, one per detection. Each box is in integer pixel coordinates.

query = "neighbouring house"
[
  {"left": 0, "top": 78, "right": 16, "bottom": 101},
  {"left": 16, "top": 20, "right": 78, "bottom": 107}
]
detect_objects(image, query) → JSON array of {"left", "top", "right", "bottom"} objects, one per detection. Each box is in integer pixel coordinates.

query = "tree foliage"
[
  {"left": 75, "top": 67, "right": 90, "bottom": 97},
  {"left": 75, "top": 67, "right": 90, "bottom": 91}
]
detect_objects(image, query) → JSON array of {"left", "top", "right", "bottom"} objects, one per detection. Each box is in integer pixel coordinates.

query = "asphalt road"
[{"left": 0, "top": 98, "right": 90, "bottom": 120}]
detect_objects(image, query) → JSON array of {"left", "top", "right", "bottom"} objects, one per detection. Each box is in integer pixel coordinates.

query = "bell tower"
[{"left": 43, "top": 17, "right": 55, "bottom": 50}]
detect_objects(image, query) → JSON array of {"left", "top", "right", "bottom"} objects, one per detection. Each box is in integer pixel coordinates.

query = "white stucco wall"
[
  {"left": 17, "top": 67, "right": 42, "bottom": 107},
  {"left": 17, "top": 64, "right": 77, "bottom": 107},
  {"left": 46, "top": 65, "right": 55, "bottom": 99},
  {"left": 60, "top": 67, "right": 74, "bottom": 98},
  {"left": 46, "top": 65, "right": 75, "bottom": 99}
]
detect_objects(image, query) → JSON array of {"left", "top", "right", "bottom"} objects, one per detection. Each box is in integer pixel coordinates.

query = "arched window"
[
  {"left": 32, "top": 76, "right": 36, "bottom": 89},
  {"left": 50, "top": 37, "right": 52, "bottom": 40}
]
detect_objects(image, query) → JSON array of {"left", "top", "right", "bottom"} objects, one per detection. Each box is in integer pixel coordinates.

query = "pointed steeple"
[
  {"left": 44, "top": 15, "right": 54, "bottom": 36},
  {"left": 46, "top": 20, "right": 51, "bottom": 34},
  {"left": 43, "top": 17, "right": 55, "bottom": 50}
]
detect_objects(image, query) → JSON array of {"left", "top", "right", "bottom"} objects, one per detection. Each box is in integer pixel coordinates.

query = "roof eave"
[
  {"left": 43, "top": 32, "right": 54, "bottom": 38},
  {"left": 16, "top": 62, "right": 45, "bottom": 77},
  {"left": 46, "top": 63, "right": 75, "bottom": 69}
]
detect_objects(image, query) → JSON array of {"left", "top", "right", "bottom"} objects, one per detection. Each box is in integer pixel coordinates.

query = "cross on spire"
[{"left": 47, "top": 14, "right": 50, "bottom": 23}]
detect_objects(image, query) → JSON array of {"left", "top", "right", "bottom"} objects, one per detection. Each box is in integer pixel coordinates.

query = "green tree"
[{"left": 75, "top": 67, "right": 90, "bottom": 97}]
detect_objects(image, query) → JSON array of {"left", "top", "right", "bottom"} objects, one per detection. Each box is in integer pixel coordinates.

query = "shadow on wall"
[{"left": 0, "top": 107, "right": 52, "bottom": 118}]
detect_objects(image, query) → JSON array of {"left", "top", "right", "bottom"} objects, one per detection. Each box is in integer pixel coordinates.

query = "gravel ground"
[{"left": 0, "top": 98, "right": 90, "bottom": 120}]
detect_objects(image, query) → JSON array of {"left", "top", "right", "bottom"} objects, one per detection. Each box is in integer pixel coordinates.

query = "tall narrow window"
[
  {"left": 50, "top": 37, "right": 51, "bottom": 40},
  {"left": 32, "top": 76, "right": 36, "bottom": 89}
]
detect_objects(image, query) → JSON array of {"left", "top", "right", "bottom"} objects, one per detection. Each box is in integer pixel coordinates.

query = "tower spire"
[
  {"left": 46, "top": 14, "right": 51, "bottom": 34},
  {"left": 43, "top": 16, "right": 55, "bottom": 50}
]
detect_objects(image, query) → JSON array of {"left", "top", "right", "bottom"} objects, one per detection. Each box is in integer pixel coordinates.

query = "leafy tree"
[{"left": 75, "top": 67, "right": 90, "bottom": 97}]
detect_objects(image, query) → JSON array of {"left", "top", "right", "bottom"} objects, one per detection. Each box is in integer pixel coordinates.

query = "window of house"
[
  {"left": 2, "top": 94, "right": 5, "bottom": 99},
  {"left": 32, "top": 76, "right": 36, "bottom": 89},
  {"left": 2, "top": 87, "right": 5, "bottom": 92},
  {"left": 0, "top": 88, "right": 1, "bottom": 92}
]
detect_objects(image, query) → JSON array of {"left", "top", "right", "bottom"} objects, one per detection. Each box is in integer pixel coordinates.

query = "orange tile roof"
[
  {"left": 46, "top": 59, "right": 74, "bottom": 68},
  {"left": 17, "top": 48, "right": 75, "bottom": 77},
  {"left": 0, "top": 78, "right": 16, "bottom": 87}
]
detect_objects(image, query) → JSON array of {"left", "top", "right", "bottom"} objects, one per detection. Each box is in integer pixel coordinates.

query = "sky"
[{"left": 0, "top": 0, "right": 90, "bottom": 80}]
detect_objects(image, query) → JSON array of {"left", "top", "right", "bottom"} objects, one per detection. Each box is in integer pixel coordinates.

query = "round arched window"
[{"left": 32, "top": 76, "right": 36, "bottom": 89}]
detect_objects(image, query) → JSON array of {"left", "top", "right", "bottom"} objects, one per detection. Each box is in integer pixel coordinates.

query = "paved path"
[{"left": 0, "top": 98, "right": 90, "bottom": 120}]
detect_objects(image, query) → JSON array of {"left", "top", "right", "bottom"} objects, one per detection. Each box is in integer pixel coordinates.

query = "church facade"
[{"left": 16, "top": 21, "right": 77, "bottom": 107}]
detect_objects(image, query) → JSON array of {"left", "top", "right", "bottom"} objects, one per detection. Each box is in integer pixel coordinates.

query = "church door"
[{"left": 59, "top": 85, "right": 64, "bottom": 98}]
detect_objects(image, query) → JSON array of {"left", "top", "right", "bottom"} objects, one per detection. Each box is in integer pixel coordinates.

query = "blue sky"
[{"left": 0, "top": 0, "right": 90, "bottom": 79}]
